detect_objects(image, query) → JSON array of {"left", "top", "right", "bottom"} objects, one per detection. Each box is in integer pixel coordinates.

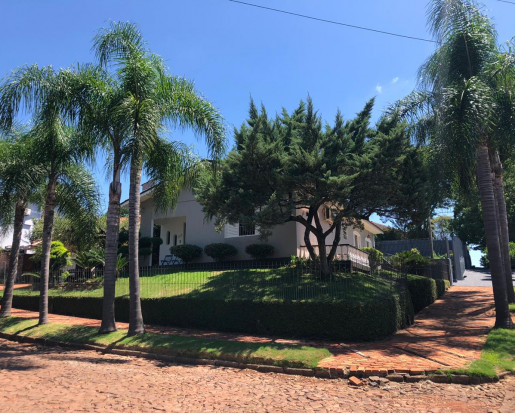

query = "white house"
[
  {"left": 0, "top": 203, "right": 40, "bottom": 250},
  {"left": 123, "top": 182, "right": 383, "bottom": 268}
]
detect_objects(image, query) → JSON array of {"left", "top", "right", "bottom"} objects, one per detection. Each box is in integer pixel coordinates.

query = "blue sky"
[{"left": 2, "top": 1, "right": 514, "bottom": 263}]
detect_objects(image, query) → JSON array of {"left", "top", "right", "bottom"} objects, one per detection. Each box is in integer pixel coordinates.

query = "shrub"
[
  {"left": 406, "top": 274, "right": 438, "bottom": 313},
  {"left": 482, "top": 242, "right": 515, "bottom": 269},
  {"left": 435, "top": 279, "right": 451, "bottom": 299},
  {"left": 204, "top": 243, "right": 238, "bottom": 261},
  {"left": 11, "top": 291, "right": 414, "bottom": 341},
  {"left": 170, "top": 244, "right": 202, "bottom": 263},
  {"left": 245, "top": 243, "right": 275, "bottom": 259},
  {"left": 395, "top": 248, "right": 431, "bottom": 275},
  {"left": 360, "top": 247, "right": 383, "bottom": 272}
]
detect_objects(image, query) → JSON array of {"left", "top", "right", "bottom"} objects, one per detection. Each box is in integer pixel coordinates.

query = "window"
[
  {"left": 225, "top": 222, "right": 258, "bottom": 238},
  {"left": 173, "top": 234, "right": 178, "bottom": 246},
  {"left": 239, "top": 222, "right": 255, "bottom": 236},
  {"left": 366, "top": 238, "right": 371, "bottom": 248},
  {"left": 166, "top": 231, "right": 171, "bottom": 245},
  {"left": 354, "top": 234, "right": 359, "bottom": 248}
]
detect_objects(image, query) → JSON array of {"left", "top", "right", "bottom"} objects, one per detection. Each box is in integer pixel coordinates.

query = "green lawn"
[
  {"left": 510, "top": 303, "right": 515, "bottom": 313},
  {"left": 0, "top": 317, "right": 331, "bottom": 368},
  {"left": 443, "top": 328, "right": 515, "bottom": 378},
  {"left": 14, "top": 267, "right": 394, "bottom": 302}
]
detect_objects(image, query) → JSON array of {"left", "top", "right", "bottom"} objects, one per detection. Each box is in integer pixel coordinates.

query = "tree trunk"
[
  {"left": 428, "top": 215, "right": 435, "bottom": 259},
  {"left": 490, "top": 150, "right": 514, "bottom": 303},
  {"left": 39, "top": 177, "right": 57, "bottom": 325},
  {"left": 313, "top": 208, "right": 331, "bottom": 279},
  {"left": 476, "top": 145, "right": 512, "bottom": 328},
  {"left": 128, "top": 158, "right": 144, "bottom": 335},
  {"left": 0, "top": 198, "right": 27, "bottom": 317},
  {"left": 100, "top": 160, "right": 122, "bottom": 333}
]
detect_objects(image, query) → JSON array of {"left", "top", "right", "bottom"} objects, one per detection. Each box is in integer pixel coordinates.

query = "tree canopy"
[{"left": 196, "top": 97, "right": 435, "bottom": 275}]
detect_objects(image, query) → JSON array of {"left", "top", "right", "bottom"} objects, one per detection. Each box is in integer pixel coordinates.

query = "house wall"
[
  {"left": 139, "top": 189, "right": 297, "bottom": 264},
  {"left": 294, "top": 208, "right": 376, "bottom": 253},
  {"left": 0, "top": 203, "right": 41, "bottom": 249}
]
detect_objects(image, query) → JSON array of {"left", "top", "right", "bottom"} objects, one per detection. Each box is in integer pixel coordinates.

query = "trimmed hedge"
[
  {"left": 12, "top": 292, "right": 414, "bottom": 341},
  {"left": 435, "top": 279, "right": 451, "bottom": 299},
  {"left": 406, "top": 274, "right": 438, "bottom": 313}
]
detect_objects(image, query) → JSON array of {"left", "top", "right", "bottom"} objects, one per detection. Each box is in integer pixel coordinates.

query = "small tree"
[{"left": 197, "top": 98, "right": 422, "bottom": 278}]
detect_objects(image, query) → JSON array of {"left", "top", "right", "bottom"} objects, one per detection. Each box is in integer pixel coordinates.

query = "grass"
[
  {"left": 510, "top": 303, "right": 515, "bottom": 313},
  {"left": 0, "top": 316, "right": 332, "bottom": 368},
  {"left": 441, "top": 328, "right": 515, "bottom": 378},
  {"left": 13, "top": 267, "right": 394, "bottom": 302}
]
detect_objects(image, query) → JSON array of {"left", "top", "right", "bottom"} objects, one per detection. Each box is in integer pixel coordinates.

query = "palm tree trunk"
[
  {"left": 128, "top": 157, "right": 144, "bottom": 335},
  {"left": 476, "top": 144, "right": 512, "bottom": 328},
  {"left": 0, "top": 198, "right": 27, "bottom": 317},
  {"left": 39, "top": 177, "right": 57, "bottom": 325},
  {"left": 490, "top": 150, "right": 514, "bottom": 303},
  {"left": 100, "top": 160, "right": 122, "bottom": 333}
]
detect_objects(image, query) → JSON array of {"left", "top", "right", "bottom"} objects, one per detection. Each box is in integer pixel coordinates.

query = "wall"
[
  {"left": 0, "top": 203, "right": 40, "bottom": 249},
  {"left": 139, "top": 189, "right": 297, "bottom": 263}
]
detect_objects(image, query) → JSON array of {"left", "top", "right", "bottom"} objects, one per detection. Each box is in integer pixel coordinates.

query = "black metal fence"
[{"left": 6, "top": 257, "right": 407, "bottom": 302}]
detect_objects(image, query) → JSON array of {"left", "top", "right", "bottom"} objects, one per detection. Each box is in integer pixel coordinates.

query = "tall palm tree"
[
  {"left": 0, "top": 131, "right": 45, "bottom": 317},
  {"left": 94, "top": 22, "right": 225, "bottom": 335},
  {"left": 0, "top": 65, "right": 101, "bottom": 324},
  {"left": 397, "top": 0, "right": 512, "bottom": 327}
]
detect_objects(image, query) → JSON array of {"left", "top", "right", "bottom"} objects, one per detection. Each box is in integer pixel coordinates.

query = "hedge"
[
  {"left": 12, "top": 292, "right": 414, "bottom": 341},
  {"left": 406, "top": 274, "right": 438, "bottom": 313},
  {"left": 435, "top": 279, "right": 451, "bottom": 299}
]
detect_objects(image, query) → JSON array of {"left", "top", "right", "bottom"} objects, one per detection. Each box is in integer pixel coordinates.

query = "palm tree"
[
  {"left": 0, "top": 65, "right": 101, "bottom": 324},
  {"left": 397, "top": 0, "right": 512, "bottom": 327},
  {"left": 0, "top": 131, "right": 45, "bottom": 317},
  {"left": 68, "top": 66, "right": 131, "bottom": 333},
  {"left": 94, "top": 22, "right": 225, "bottom": 335}
]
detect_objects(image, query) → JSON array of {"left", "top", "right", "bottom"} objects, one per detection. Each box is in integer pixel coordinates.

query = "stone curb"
[{"left": 0, "top": 332, "right": 511, "bottom": 385}]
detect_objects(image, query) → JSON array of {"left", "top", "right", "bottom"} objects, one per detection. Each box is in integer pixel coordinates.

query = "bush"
[
  {"left": 394, "top": 248, "right": 431, "bottom": 275},
  {"left": 360, "top": 247, "right": 383, "bottom": 272},
  {"left": 435, "top": 279, "right": 451, "bottom": 299},
  {"left": 245, "top": 243, "right": 275, "bottom": 259},
  {"left": 406, "top": 274, "right": 438, "bottom": 313},
  {"left": 204, "top": 243, "right": 238, "bottom": 261},
  {"left": 482, "top": 242, "right": 515, "bottom": 269},
  {"left": 169, "top": 244, "right": 202, "bottom": 263},
  {"left": 12, "top": 291, "right": 414, "bottom": 341}
]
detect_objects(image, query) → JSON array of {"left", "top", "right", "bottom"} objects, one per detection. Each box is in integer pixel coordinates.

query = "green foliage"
[
  {"left": 73, "top": 248, "right": 105, "bottom": 270},
  {"left": 196, "top": 97, "right": 425, "bottom": 270},
  {"left": 32, "top": 241, "right": 72, "bottom": 272},
  {"left": 406, "top": 274, "right": 438, "bottom": 313},
  {"left": 435, "top": 279, "right": 451, "bottom": 299},
  {"left": 245, "top": 243, "right": 275, "bottom": 259},
  {"left": 11, "top": 290, "right": 414, "bottom": 341},
  {"left": 138, "top": 236, "right": 163, "bottom": 258},
  {"left": 481, "top": 242, "right": 515, "bottom": 268},
  {"left": 169, "top": 244, "right": 202, "bottom": 263},
  {"left": 360, "top": 247, "right": 383, "bottom": 272},
  {"left": 0, "top": 317, "right": 330, "bottom": 369},
  {"left": 204, "top": 243, "right": 238, "bottom": 262},
  {"left": 394, "top": 248, "right": 431, "bottom": 274}
]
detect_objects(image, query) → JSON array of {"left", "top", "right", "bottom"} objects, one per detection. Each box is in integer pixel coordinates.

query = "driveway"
[
  {"left": 456, "top": 269, "right": 515, "bottom": 287},
  {"left": 1, "top": 338, "right": 514, "bottom": 412}
]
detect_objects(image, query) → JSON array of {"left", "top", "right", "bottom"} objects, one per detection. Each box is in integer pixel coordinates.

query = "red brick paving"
[{"left": 9, "top": 286, "right": 495, "bottom": 374}]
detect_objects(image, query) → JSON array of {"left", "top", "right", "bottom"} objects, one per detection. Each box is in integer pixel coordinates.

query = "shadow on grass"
[
  {"left": 176, "top": 268, "right": 394, "bottom": 302},
  {"left": 14, "top": 322, "right": 330, "bottom": 369}
]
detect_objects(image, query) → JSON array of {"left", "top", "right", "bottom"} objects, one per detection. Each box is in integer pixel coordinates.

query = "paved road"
[
  {"left": 0, "top": 338, "right": 514, "bottom": 412},
  {"left": 456, "top": 269, "right": 515, "bottom": 287}
]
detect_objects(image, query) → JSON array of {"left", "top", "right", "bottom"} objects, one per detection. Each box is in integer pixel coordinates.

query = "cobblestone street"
[{"left": 1, "top": 338, "right": 513, "bottom": 412}]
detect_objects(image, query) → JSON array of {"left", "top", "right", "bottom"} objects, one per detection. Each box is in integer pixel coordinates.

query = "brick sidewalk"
[{"left": 8, "top": 286, "right": 495, "bottom": 374}]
